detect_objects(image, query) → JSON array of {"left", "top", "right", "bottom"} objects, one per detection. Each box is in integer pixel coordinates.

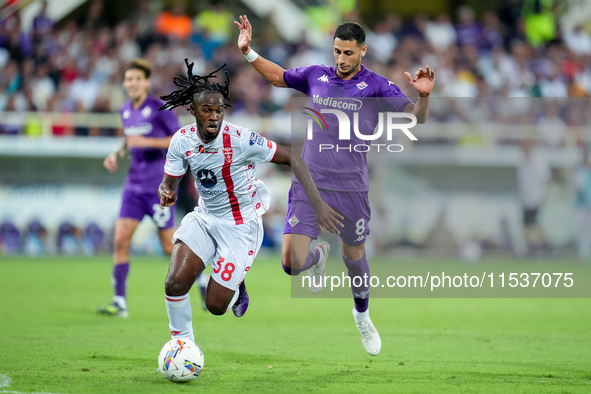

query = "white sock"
[
  {"left": 165, "top": 293, "right": 194, "bottom": 342},
  {"left": 113, "top": 296, "right": 127, "bottom": 309},
  {"left": 225, "top": 289, "right": 239, "bottom": 314},
  {"left": 352, "top": 307, "right": 370, "bottom": 323}
]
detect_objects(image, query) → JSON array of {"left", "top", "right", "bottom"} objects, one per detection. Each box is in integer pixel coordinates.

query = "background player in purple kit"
[
  {"left": 97, "top": 58, "right": 207, "bottom": 318},
  {"left": 236, "top": 16, "right": 435, "bottom": 355}
]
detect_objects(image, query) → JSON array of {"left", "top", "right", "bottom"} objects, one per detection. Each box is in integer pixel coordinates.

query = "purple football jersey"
[
  {"left": 283, "top": 64, "right": 412, "bottom": 191},
  {"left": 120, "top": 94, "right": 179, "bottom": 194}
]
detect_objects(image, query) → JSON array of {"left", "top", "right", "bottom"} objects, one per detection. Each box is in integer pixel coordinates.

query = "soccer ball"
[{"left": 157, "top": 338, "right": 204, "bottom": 382}]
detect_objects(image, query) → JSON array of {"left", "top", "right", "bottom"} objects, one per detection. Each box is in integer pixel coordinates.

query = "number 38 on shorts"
[
  {"left": 213, "top": 256, "right": 236, "bottom": 282},
  {"left": 171, "top": 207, "right": 263, "bottom": 291}
]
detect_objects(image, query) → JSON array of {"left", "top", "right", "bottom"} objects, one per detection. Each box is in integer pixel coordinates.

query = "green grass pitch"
[{"left": 0, "top": 255, "right": 590, "bottom": 393}]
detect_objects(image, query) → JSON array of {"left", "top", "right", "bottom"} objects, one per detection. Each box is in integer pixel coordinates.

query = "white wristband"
[{"left": 244, "top": 48, "right": 259, "bottom": 62}]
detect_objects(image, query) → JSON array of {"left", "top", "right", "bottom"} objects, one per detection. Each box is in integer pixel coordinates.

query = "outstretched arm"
[
  {"left": 403, "top": 65, "right": 435, "bottom": 124},
  {"left": 159, "top": 173, "right": 184, "bottom": 209},
  {"left": 271, "top": 144, "right": 344, "bottom": 234},
  {"left": 234, "top": 15, "right": 288, "bottom": 88}
]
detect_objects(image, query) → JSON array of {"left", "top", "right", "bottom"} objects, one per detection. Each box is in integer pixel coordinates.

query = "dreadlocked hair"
[{"left": 159, "top": 59, "right": 231, "bottom": 111}]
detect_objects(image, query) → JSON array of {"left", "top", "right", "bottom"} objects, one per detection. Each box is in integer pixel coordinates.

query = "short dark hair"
[
  {"left": 126, "top": 58, "right": 151, "bottom": 79},
  {"left": 334, "top": 22, "right": 366, "bottom": 45},
  {"left": 159, "top": 59, "right": 231, "bottom": 111}
]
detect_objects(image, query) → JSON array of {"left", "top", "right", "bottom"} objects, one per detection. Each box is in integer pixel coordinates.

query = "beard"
[{"left": 336, "top": 62, "right": 359, "bottom": 77}]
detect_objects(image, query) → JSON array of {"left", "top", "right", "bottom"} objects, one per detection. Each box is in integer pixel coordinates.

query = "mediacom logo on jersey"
[{"left": 303, "top": 108, "right": 417, "bottom": 153}]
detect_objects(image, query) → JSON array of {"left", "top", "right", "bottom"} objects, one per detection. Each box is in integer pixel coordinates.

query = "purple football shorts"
[
  {"left": 118, "top": 187, "right": 175, "bottom": 229},
  {"left": 283, "top": 182, "right": 370, "bottom": 246}
]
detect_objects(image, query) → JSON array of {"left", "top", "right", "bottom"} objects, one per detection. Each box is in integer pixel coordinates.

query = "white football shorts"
[{"left": 172, "top": 206, "right": 264, "bottom": 290}]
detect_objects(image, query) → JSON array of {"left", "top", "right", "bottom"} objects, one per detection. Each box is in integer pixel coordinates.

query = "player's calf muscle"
[
  {"left": 205, "top": 284, "right": 234, "bottom": 315},
  {"left": 205, "top": 298, "right": 226, "bottom": 315}
]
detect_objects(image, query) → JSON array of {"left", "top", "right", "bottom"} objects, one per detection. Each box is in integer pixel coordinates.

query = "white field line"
[{"left": 1, "top": 374, "right": 68, "bottom": 394}]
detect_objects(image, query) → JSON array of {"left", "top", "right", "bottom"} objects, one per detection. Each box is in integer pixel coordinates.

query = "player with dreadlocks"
[{"left": 158, "top": 60, "right": 344, "bottom": 342}]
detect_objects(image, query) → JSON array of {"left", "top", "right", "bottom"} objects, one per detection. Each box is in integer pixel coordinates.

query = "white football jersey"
[{"left": 165, "top": 121, "right": 278, "bottom": 224}]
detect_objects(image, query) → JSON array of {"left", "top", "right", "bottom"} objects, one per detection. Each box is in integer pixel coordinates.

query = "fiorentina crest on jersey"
[{"left": 223, "top": 146, "right": 233, "bottom": 163}]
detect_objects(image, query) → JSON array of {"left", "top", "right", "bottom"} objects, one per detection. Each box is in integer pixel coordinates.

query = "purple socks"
[
  {"left": 113, "top": 262, "right": 129, "bottom": 298},
  {"left": 282, "top": 247, "right": 320, "bottom": 276},
  {"left": 342, "top": 253, "right": 370, "bottom": 313}
]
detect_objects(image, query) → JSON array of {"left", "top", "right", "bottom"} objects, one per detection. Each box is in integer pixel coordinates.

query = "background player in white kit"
[{"left": 158, "top": 60, "right": 343, "bottom": 342}]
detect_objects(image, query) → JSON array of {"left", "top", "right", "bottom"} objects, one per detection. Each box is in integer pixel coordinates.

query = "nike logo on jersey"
[{"left": 318, "top": 75, "right": 329, "bottom": 83}]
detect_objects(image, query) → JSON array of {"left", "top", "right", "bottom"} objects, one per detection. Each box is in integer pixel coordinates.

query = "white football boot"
[
  {"left": 308, "top": 241, "right": 329, "bottom": 294},
  {"left": 354, "top": 309, "right": 381, "bottom": 356}
]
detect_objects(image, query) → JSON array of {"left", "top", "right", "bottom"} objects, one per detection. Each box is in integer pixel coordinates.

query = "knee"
[
  {"left": 342, "top": 246, "right": 365, "bottom": 262},
  {"left": 341, "top": 249, "right": 357, "bottom": 262},
  {"left": 113, "top": 233, "right": 131, "bottom": 251},
  {"left": 342, "top": 250, "right": 367, "bottom": 273},
  {"left": 164, "top": 274, "right": 191, "bottom": 296},
  {"left": 205, "top": 298, "right": 227, "bottom": 316}
]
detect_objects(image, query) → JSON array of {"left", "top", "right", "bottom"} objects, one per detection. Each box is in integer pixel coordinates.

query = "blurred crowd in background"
[{"left": 0, "top": 0, "right": 590, "bottom": 137}]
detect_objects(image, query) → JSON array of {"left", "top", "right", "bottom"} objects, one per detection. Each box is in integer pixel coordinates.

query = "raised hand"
[
  {"left": 404, "top": 65, "right": 435, "bottom": 97},
  {"left": 234, "top": 15, "right": 253, "bottom": 55}
]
